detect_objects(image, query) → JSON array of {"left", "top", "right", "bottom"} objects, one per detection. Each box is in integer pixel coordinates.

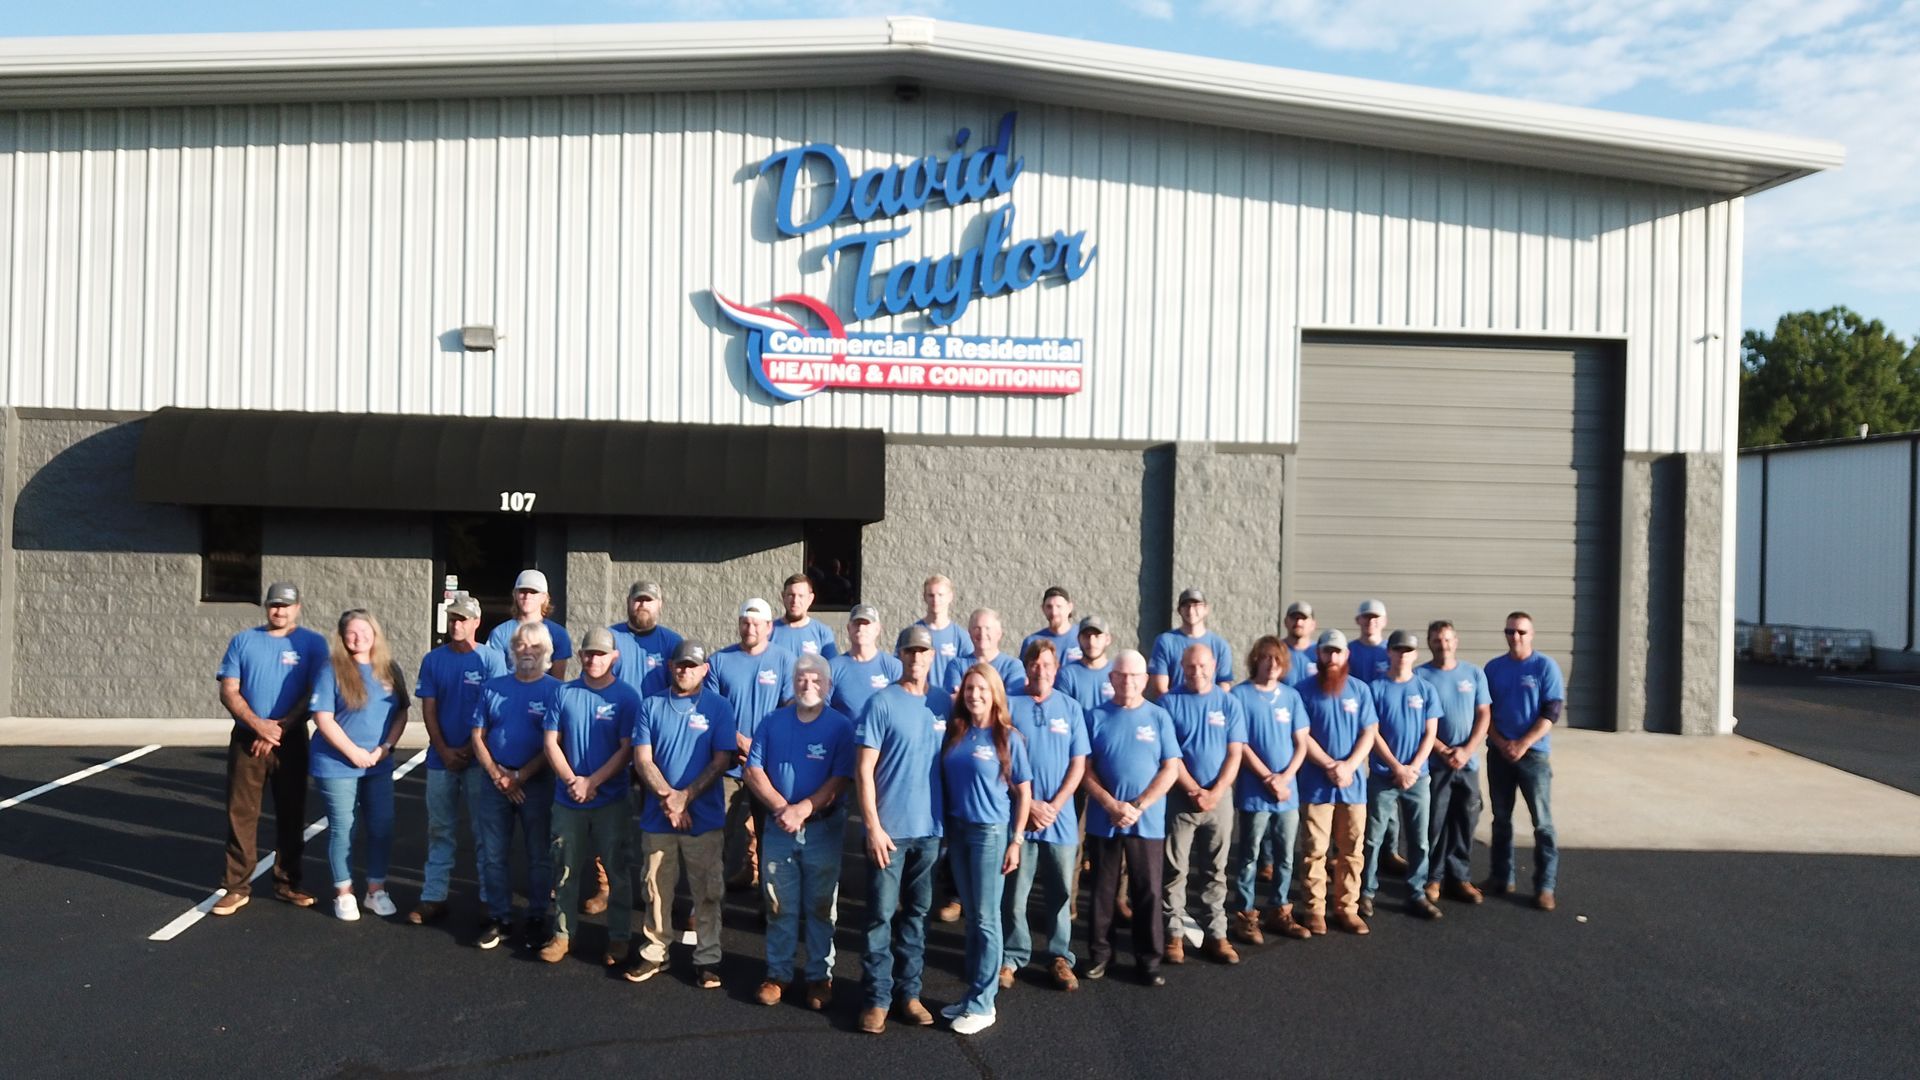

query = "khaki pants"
[
  {"left": 637, "top": 829, "right": 724, "bottom": 967},
  {"left": 1162, "top": 790, "right": 1234, "bottom": 940},
  {"left": 1301, "top": 803, "right": 1366, "bottom": 917}
]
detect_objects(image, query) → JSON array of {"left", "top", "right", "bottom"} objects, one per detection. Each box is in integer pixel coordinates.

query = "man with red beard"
[{"left": 1294, "top": 630, "right": 1378, "bottom": 936}]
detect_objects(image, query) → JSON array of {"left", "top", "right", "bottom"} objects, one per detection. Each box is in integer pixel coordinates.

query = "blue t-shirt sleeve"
[
  {"left": 216, "top": 635, "right": 244, "bottom": 681},
  {"left": 1146, "top": 636, "right": 1173, "bottom": 677},
  {"left": 1543, "top": 658, "right": 1567, "bottom": 706},
  {"left": 1011, "top": 734, "right": 1034, "bottom": 785},
  {"left": 1215, "top": 637, "right": 1235, "bottom": 682},
  {"left": 702, "top": 664, "right": 721, "bottom": 696},
  {"left": 713, "top": 708, "right": 740, "bottom": 757},
  {"left": 855, "top": 696, "right": 886, "bottom": 750},
  {"left": 631, "top": 702, "right": 654, "bottom": 746},
  {"left": 415, "top": 655, "right": 439, "bottom": 700},
  {"left": 308, "top": 665, "right": 339, "bottom": 715},
  {"left": 830, "top": 720, "right": 857, "bottom": 778},
  {"left": 1226, "top": 697, "right": 1249, "bottom": 743},
  {"left": 1070, "top": 710, "right": 1091, "bottom": 757},
  {"left": 819, "top": 631, "right": 841, "bottom": 660},
  {"left": 1156, "top": 711, "right": 1180, "bottom": 762},
  {"left": 746, "top": 726, "right": 768, "bottom": 771},
  {"left": 549, "top": 622, "right": 573, "bottom": 662},
  {"left": 542, "top": 693, "right": 563, "bottom": 733},
  {"left": 472, "top": 688, "right": 493, "bottom": 732},
  {"left": 1422, "top": 678, "right": 1445, "bottom": 722},
  {"left": 1357, "top": 682, "right": 1379, "bottom": 727},
  {"left": 1474, "top": 667, "right": 1491, "bottom": 707}
]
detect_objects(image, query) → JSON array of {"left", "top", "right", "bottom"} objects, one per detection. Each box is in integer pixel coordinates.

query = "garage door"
[{"left": 1291, "top": 338, "right": 1621, "bottom": 726}]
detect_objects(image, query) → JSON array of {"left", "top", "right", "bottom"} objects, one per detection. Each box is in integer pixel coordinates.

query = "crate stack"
[{"left": 1737, "top": 621, "right": 1873, "bottom": 670}]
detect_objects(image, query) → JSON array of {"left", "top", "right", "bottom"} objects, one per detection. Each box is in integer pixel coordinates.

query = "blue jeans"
[
  {"left": 1002, "top": 838, "right": 1076, "bottom": 970},
  {"left": 1363, "top": 774, "right": 1432, "bottom": 897},
  {"left": 315, "top": 772, "right": 394, "bottom": 889},
  {"left": 1427, "top": 759, "right": 1482, "bottom": 885},
  {"left": 948, "top": 820, "right": 1008, "bottom": 1016},
  {"left": 1488, "top": 749, "right": 1557, "bottom": 892},
  {"left": 1228, "top": 808, "right": 1298, "bottom": 912},
  {"left": 422, "top": 765, "right": 487, "bottom": 904},
  {"left": 861, "top": 833, "right": 940, "bottom": 1009},
  {"left": 763, "top": 811, "right": 847, "bottom": 983},
  {"left": 472, "top": 775, "right": 555, "bottom": 921}
]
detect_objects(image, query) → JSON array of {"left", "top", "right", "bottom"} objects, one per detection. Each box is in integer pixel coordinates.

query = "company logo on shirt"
[
  {"left": 1341, "top": 698, "right": 1359, "bottom": 715},
  {"left": 1206, "top": 710, "right": 1227, "bottom": 728},
  {"left": 1371, "top": 660, "right": 1388, "bottom": 677},
  {"left": 1456, "top": 679, "right": 1474, "bottom": 695},
  {"left": 1100, "top": 683, "right": 1115, "bottom": 700},
  {"left": 870, "top": 674, "right": 890, "bottom": 689},
  {"left": 757, "top": 669, "right": 778, "bottom": 687},
  {"left": 1134, "top": 724, "right": 1157, "bottom": 743},
  {"left": 1521, "top": 675, "right": 1539, "bottom": 690},
  {"left": 1408, "top": 696, "right": 1425, "bottom": 710},
  {"left": 1048, "top": 716, "right": 1071, "bottom": 736},
  {"left": 687, "top": 712, "right": 710, "bottom": 732},
  {"left": 932, "top": 719, "right": 948, "bottom": 734},
  {"left": 1306, "top": 661, "right": 1319, "bottom": 676},
  {"left": 940, "top": 643, "right": 958, "bottom": 659},
  {"left": 280, "top": 650, "right": 302, "bottom": 666},
  {"left": 463, "top": 670, "right": 485, "bottom": 686},
  {"left": 801, "top": 640, "right": 821, "bottom": 654},
  {"left": 645, "top": 655, "right": 661, "bottom": 670},
  {"left": 806, "top": 742, "right": 828, "bottom": 761},
  {"left": 595, "top": 703, "right": 617, "bottom": 721},
  {"left": 528, "top": 702, "right": 548, "bottom": 718},
  {"left": 1065, "top": 646, "right": 1084, "bottom": 663},
  {"left": 1273, "top": 707, "right": 1290, "bottom": 724},
  {"left": 972, "top": 744, "right": 996, "bottom": 762}
]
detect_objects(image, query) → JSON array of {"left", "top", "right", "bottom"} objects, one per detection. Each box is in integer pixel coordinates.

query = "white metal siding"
[
  {"left": 0, "top": 88, "right": 1738, "bottom": 449},
  {"left": 1735, "top": 454, "right": 1763, "bottom": 623},
  {"left": 1762, "top": 443, "right": 1909, "bottom": 646}
]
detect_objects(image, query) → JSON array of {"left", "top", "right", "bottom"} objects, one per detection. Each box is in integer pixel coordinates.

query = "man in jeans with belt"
[
  {"left": 411, "top": 594, "right": 506, "bottom": 926},
  {"left": 1483, "top": 611, "right": 1564, "bottom": 912},
  {"left": 211, "top": 582, "right": 330, "bottom": 916}
]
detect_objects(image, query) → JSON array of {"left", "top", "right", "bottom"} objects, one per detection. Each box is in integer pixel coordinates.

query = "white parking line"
[
  {"left": 0, "top": 744, "right": 162, "bottom": 810},
  {"left": 149, "top": 750, "right": 428, "bottom": 942},
  {"left": 1819, "top": 675, "right": 1920, "bottom": 693}
]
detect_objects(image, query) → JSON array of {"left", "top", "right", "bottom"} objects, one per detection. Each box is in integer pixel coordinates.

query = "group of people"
[{"left": 213, "top": 571, "right": 1564, "bottom": 1036}]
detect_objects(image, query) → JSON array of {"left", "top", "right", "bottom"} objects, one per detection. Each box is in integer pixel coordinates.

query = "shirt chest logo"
[
  {"left": 972, "top": 744, "right": 996, "bottom": 762},
  {"left": 463, "top": 670, "right": 484, "bottom": 686},
  {"left": 1341, "top": 699, "right": 1358, "bottom": 715},
  {"left": 1457, "top": 679, "right": 1474, "bottom": 695},
  {"left": 1371, "top": 660, "right": 1388, "bottom": 676},
  {"left": 931, "top": 719, "right": 947, "bottom": 734},
  {"left": 1133, "top": 724, "right": 1157, "bottom": 743},
  {"left": 806, "top": 742, "right": 827, "bottom": 761},
  {"left": 1065, "top": 646, "right": 1083, "bottom": 663},
  {"left": 1407, "top": 696, "right": 1425, "bottom": 710},
  {"left": 280, "top": 650, "right": 301, "bottom": 666},
  {"left": 1273, "top": 707, "right": 1290, "bottom": 724},
  {"left": 1100, "top": 683, "right": 1115, "bottom": 700},
  {"left": 687, "top": 712, "right": 710, "bottom": 732},
  {"left": 645, "top": 655, "right": 661, "bottom": 670},
  {"left": 1048, "top": 716, "right": 1071, "bottom": 736},
  {"left": 756, "top": 669, "right": 778, "bottom": 687},
  {"left": 1206, "top": 709, "right": 1227, "bottom": 728},
  {"left": 940, "top": 642, "right": 958, "bottom": 658},
  {"left": 595, "top": 703, "right": 617, "bottom": 721},
  {"left": 870, "top": 673, "right": 890, "bottom": 689},
  {"left": 528, "top": 702, "right": 548, "bottom": 719},
  {"left": 1521, "top": 675, "right": 1539, "bottom": 690},
  {"left": 801, "top": 640, "right": 820, "bottom": 654}
]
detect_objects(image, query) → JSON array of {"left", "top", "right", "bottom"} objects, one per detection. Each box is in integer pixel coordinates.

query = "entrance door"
[{"left": 434, "top": 514, "right": 534, "bottom": 647}]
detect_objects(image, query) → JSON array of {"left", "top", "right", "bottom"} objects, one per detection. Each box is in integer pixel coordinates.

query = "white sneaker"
[
  {"left": 940, "top": 1002, "right": 966, "bottom": 1020},
  {"left": 365, "top": 889, "right": 397, "bottom": 917},
  {"left": 333, "top": 894, "right": 361, "bottom": 922},
  {"left": 951, "top": 1011, "right": 996, "bottom": 1035}
]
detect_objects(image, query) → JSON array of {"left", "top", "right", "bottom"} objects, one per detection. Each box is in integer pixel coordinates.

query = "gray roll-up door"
[{"left": 1291, "top": 338, "right": 1621, "bottom": 726}]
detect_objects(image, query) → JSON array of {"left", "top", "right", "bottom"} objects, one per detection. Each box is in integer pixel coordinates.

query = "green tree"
[{"left": 1740, "top": 307, "right": 1920, "bottom": 447}]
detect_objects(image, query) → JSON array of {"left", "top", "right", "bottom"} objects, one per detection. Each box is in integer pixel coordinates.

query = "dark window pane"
[
  {"left": 802, "top": 520, "right": 861, "bottom": 610},
  {"left": 202, "top": 506, "right": 262, "bottom": 603}
]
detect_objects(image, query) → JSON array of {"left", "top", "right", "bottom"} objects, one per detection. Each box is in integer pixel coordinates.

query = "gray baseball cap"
[
  {"left": 580, "top": 626, "right": 617, "bottom": 654},
  {"left": 446, "top": 594, "right": 481, "bottom": 621},
  {"left": 671, "top": 640, "right": 709, "bottom": 666},
  {"left": 1177, "top": 587, "right": 1206, "bottom": 606},
  {"left": 896, "top": 624, "right": 934, "bottom": 653},
  {"left": 1078, "top": 614, "right": 1110, "bottom": 636},
  {"left": 1317, "top": 628, "right": 1349, "bottom": 651},
  {"left": 1356, "top": 598, "right": 1387, "bottom": 618},
  {"left": 1388, "top": 628, "right": 1420, "bottom": 651},
  {"left": 628, "top": 581, "right": 664, "bottom": 602},
  {"left": 849, "top": 603, "right": 880, "bottom": 624},
  {"left": 1286, "top": 600, "right": 1314, "bottom": 618},
  {"left": 264, "top": 582, "right": 300, "bottom": 607}
]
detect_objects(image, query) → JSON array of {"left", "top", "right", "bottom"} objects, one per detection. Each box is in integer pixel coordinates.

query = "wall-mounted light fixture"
[{"left": 460, "top": 325, "right": 498, "bottom": 352}]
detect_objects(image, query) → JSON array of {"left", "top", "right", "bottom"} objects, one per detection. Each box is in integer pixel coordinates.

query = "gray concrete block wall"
[
  {"left": 1168, "top": 443, "right": 1284, "bottom": 661},
  {"left": 1679, "top": 452, "right": 1725, "bottom": 735},
  {"left": 567, "top": 520, "right": 806, "bottom": 655},
  {"left": 1614, "top": 456, "right": 1655, "bottom": 732},
  {"left": 260, "top": 510, "right": 435, "bottom": 691}
]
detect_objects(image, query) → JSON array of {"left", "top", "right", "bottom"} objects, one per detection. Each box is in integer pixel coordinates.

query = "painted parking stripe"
[
  {"left": 1819, "top": 675, "right": 1920, "bottom": 693},
  {"left": 149, "top": 750, "right": 428, "bottom": 942},
  {"left": 0, "top": 744, "right": 162, "bottom": 811}
]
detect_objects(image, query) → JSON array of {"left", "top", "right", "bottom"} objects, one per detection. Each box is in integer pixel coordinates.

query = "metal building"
[{"left": 0, "top": 17, "right": 1839, "bottom": 728}]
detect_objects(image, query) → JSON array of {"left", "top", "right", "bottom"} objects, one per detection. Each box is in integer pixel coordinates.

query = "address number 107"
[{"left": 499, "top": 491, "right": 538, "bottom": 512}]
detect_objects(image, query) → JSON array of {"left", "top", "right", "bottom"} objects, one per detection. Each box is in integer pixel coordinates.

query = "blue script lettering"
[
  {"left": 761, "top": 112, "right": 1024, "bottom": 237},
  {"left": 824, "top": 206, "right": 1096, "bottom": 326}
]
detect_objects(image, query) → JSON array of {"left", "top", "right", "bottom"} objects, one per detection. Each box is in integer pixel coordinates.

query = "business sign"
[{"left": 712, "top": 113, "right": 1095, "bottom": 403}]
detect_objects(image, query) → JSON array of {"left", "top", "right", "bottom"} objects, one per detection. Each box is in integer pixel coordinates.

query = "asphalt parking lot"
[
  {"left": 1733, "top": 664, "right": 1920, "bottom": 796},
  {"left": 2, "top": 673, "right": 1916, "bottom": 1079}
]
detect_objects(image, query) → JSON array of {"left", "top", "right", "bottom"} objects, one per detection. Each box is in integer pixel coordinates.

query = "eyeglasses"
[{"left": 1503, "top": 629, "right": 1530, "bottom": 637}]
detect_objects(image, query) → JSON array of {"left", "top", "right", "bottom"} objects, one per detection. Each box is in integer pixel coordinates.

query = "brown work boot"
[
  {"left": 1411, "top": 896, "right": 1444, "bottom": 920},
  {"left": 805, "top": 979, "right": 833, "bottom": 1010},
  {"left": 1051, "top": 956, "right": 1080, "bottom": 992},
  {"left": 1271, "top": 905, "right": 1312, "bottom": 940},
  {"left": 1203, "top": 937, "right": 1240, "bottom": 965},
  {"left": 538, "top": 934, "right": 571, "bottom": 963},
  {"left": 936, "top": 900, "right": 963, "bottom": 923},
  {"left": 860, "top": 1007, "right": 887, "bottom": 1035},
  {"left": 998, "top": 966, "right": 1016, "bottom": 989},
  {"left": 1358, "top": 895, "right": 1374, "bottom": 918},
  {"left": 1164, "top": 934, "right": 1186, "bottom": 965},
  {"left": 1301, "top": 910, "right": 1328, "bottom": 935},
  {"left": 1424, "top": 882, "right": 1441, "bottom": 903},
  {"left": 1445, "top": 880, "right": 1485, "bottom": 904},
  {"left": 211, "top": 892, "right": 250, "bottom": 916},
  {"left": 755, "top": 980, "right": 785, "bottom": 1006},
  {"left": 272, "top": 885, "right": 316, "bottom": 908},
  {"left": 1334, "top": 912, "right": 1371, "bottom": 936},
  {"left": 1535, "top": 890, "right": 1557, "bottom": 912},
  {"left": 1384, "top": 852, "right": 1410, "bottom": 875},
  {"left": 900, "top": 998, "right": 934, "bottom": 1026},
  {"left": 1231, "top": 910, "right": 1264, "bottom": 946}
]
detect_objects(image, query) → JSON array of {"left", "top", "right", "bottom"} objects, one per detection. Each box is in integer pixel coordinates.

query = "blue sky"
[{"left": 15, "top": 0, "right": 1916, "bottom": 340}]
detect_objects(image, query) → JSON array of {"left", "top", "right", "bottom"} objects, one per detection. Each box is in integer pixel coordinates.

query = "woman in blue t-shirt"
[
  {"left": 309, "top": 609, "right": 412, "bottom": 923},
  {"left": 938, "top": 665, "right": 1033, "bottom": 1036}
]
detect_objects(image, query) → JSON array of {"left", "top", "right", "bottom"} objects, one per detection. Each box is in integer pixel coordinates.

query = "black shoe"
[
  {"left": 1135, "top": 966, "right": 1165, "bottom": 988},
  {"left": 475, "top": 919, "right": 506, "bottom": 950},
  {"left": 1082, "top": 960, "right": 1108, "bottom": 981},
  {"left": 696, "top": 967, "right": 723, "bottom": 990},
  {"left": 522, "top": 916, "right": 551, "bottom": 949}
]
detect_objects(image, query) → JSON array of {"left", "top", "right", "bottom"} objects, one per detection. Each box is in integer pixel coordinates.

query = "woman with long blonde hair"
[
  {"left": 310, "top": 609, "right": 412, "bottom": 922},
  {"left": 937, "top": 664, "right": 1032, "bottom": 1035}
]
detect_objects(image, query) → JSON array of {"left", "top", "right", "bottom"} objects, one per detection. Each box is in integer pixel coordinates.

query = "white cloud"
[{"left": 1127, "top": 0, "right": 1177, "bottom": 18}]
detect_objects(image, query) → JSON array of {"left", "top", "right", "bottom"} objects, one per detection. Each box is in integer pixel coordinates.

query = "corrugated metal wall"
[
  {"left": 0, "top": 87, "right": 1740, "bottom": 449},
  {"left": 1734, "top": 453, "right": 1763, "bottom": 622}
]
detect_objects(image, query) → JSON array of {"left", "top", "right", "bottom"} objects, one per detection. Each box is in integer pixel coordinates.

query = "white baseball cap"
[
  {"left": 514, "top": 569, "right": 549, "bottom": 593},
  {"left": 739, "top": 597, "right": 774, "bottom": 621}
]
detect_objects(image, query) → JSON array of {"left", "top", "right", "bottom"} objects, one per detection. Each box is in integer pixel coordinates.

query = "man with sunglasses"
[{"left": 1483, "top": 612, "right": 1564, "bottom": 912}]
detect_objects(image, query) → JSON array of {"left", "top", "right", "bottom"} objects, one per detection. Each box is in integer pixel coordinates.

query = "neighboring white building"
[{"left": 0, "top": 17, "right": 1839, "bottom": 727}]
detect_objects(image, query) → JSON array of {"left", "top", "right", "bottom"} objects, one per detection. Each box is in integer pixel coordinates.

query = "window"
[
  {"left": 202, "top": 506, "right": 262, "bottom": 603},
  {"left": 802, "top": 520, "right": 862, "bottom": 610}
]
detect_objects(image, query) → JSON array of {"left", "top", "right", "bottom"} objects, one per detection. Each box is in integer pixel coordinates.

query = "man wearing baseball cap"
[
  {"left": 1057, "top": 615, "right": 1118, "bottom": 715},
  {"left": 1147, "top": 589, "right": 1234, "bottom": 699},
  {"left": 210, "top": 582, "right": 330, "bottom": 915},
  {"left": 486, "top": 569, "right": 573, "bottom": 678},
  {"left": 706, "top": 599, "right": 796, "bottom": 891},
  {"left": 1361, "top": 629, "right": 1443, "bottom": 921},
  {"left": 772, "top": 573, "right": 840, "bottom": 659},
  {"left": 1295, "top": 629, "right": 1378, "bottom": 935},
  {"left": 829, "top": 604, "right": 901, "bottom": 720},
  {"left": 633, "top": 640, "right": 738, "bottom": 986},
  {"left": 1350, "top": 600, "right": 1392, "bottom": 684},
  {"left": 540, "top": 627, "right": 641, "bottom": 966},
  {"left": 410, "top": 593, "right": 507, "bottom": 925},
  {"left": 1020, "top": 586, "right": 1083, "bottom": 667},
  {"left": 854, "top": 624, "right": 953, "bottom": 1034},
  {"left": 1282, "top": 602, "right": 1320, "bottom": 690},
  {"left": 611, "top": 581, "right": 683, "bottom": 698}
]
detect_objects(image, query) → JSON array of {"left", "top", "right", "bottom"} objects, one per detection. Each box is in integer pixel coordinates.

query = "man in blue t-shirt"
[
  {"left": 633, "top": 640, "right": 739, "bottom": 987},
  {"left": 915, "top": 574, "right": 973, "bottom": 673},
  {"left": 706, "top": 598, "right": 797, "bottom": 891},
  {"left": 1020, "top": 585, "right": 1083, "bottom": 666},
  {"left": 1225, "top": 636, "right": 1311, "bottom": 944},
  {"left": 211, "top": 581, "right": 330, "bottom": 915},
  {"left": 1361, "top": 630, "right": 1442, "bottom": 920},
  {"left": 746, "top": 652, "right": 856, "bottom": 1011},
  {"left": 470, "top": 622, "right": 565, "bottom": 949},
  {"left": 1002, "top": 639, "right": 1090, "bottom": 992},
  {"left": 610, "top": 580, "right": 683, "bottom": 698},
  {"left": 829, "top": 604, "right": 901, "bottom": 719},
  {"left": 854, "top": 625, "right": 953, "bottom": 1034},
  {"left": 1349, "top": 599, "right": 1393, "bottom": 684},
  {"left": 1282, "top": 601, "right": 1320, "bottom": 689},
  {"left": 412, "top": 594, "right": 507, "bottom": 925},
  {"left": 771, "top": 573, "right": 841, "bottom": 659},
  {"left": 1147, "top": 588, "right": 1234, "bottom": 698},
  {"left": 1296, "top": 629, "right": 1378, "bottom": 936},
  {"left": 1483, "top": 611, "right": 1566, "bottom": 911},
  {"left": 1083, "top": 650, "right": 1182, "bottom": 987},
  {"left": 1420, "top": 619, "right": 1491, "bottom": 906},
  {"left": 1158, "top": 644, "right": 1248, "bottom": 965},
  {"left": 539, "top": 627, "right": 640, "bottom": 968},
  {"left": 946, "top": 608, "right": 1026, "bottom": 696},
  {"left": 1057, "top": 615, "right": 1118, "bottom": 714},
  {"left": 485, "top": 569, "right": 573, "bottom": 678}
]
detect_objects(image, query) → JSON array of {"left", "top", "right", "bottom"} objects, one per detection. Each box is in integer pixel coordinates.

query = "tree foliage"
[{"left": 1740, "top": 307, "right": 1920, "bottom": 447}]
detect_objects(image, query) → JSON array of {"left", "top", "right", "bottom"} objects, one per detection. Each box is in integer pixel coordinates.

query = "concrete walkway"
[{"left": 4, "top": 720, "right": 1919, "bottom": 856}]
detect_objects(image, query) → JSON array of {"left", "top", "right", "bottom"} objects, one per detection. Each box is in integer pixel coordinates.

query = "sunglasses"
[{"left": 1504, "top": 629, "right": 1531, "bottom": 636}]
